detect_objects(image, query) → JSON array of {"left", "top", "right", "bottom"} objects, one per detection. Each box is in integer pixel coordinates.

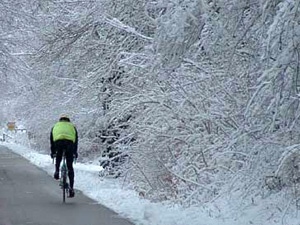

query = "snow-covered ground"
[{"left": 1, "top": 137, "right": 299, "bottom": 225}]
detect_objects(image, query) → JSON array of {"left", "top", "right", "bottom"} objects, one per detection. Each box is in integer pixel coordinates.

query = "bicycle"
[
  {"left": 52, "top": 149, "right": 76, "bottom": 202},
  {"left": 60, "top": 149, "right": 69, "bottom": 203}
]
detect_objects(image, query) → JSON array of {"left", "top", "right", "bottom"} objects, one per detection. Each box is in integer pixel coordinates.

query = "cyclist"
[{"left": 50, "top": 114, "right": 78, "bottom": 198}]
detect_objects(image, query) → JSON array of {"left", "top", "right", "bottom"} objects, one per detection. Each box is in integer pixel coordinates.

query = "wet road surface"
[{"left": 0, "top": 146, "right": 134, "bottom": 225}]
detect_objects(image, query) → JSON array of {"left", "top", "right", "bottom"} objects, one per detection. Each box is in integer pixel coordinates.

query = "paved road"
[{"left": 0, "top": 146, "right": 135, "bottom": 225}]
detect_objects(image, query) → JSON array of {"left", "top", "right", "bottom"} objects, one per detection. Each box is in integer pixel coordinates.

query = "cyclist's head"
[{"left": 59, "top": 114, "right": 70, "bottom": 122}]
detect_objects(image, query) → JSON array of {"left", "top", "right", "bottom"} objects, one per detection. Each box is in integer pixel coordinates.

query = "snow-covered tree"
[{"left": 3, "top": 0, "right": 300, "bottom": 215}]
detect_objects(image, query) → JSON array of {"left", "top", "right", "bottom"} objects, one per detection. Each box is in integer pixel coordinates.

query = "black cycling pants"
[{"left": 53, "top": 140, "right": 75, "bottom": 189}]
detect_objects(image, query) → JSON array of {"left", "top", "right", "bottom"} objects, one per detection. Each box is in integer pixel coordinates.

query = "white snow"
[{"left": 1, "top": 137, "right": 298, "bottom": 225}]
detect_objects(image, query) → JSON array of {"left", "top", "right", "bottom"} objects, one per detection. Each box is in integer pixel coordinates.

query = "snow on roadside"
[{"left": 0, "top": 141, "right": 274, "bottom": 225}]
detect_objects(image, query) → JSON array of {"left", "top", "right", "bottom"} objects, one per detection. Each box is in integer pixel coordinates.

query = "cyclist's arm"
[
  {"left": 50, "top": 128, "right": 55, "bottom": 153},
  {"left": 74, "top": 126, "right": 78, "bottom": 156}
]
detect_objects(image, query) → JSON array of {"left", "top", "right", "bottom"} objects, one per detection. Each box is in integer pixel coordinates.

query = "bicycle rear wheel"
[{"left": 62, "top": 175, "right": 66, "bottom": 203}]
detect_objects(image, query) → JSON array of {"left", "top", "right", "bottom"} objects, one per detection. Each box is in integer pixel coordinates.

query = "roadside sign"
[{"left": 7, "top": 122, "right": 16, "bottom": 131}]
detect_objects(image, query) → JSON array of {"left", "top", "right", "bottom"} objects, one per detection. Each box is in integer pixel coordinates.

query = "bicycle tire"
[
  {"left": 60, "top": 149, "right": 68, "bottom": 203},
  {"left": 62, "top": 175, "right": 66, "bottom": 202}
]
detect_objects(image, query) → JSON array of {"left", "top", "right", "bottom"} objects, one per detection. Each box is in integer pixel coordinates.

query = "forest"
[{"left": 1, "top": 0, "right": 300, "bottom": 215}]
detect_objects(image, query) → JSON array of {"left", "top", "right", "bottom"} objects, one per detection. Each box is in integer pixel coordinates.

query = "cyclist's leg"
[
  {"left": 66, "top": 143, "right": 74, "bottom": 189},
  {"left": 55, "top": 142, "right": 63, "bottom": 172}
]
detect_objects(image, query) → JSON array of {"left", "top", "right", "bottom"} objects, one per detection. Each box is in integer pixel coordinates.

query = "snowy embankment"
[{"left": 1, "top": 139, "right": 298, "bottom": 225}]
